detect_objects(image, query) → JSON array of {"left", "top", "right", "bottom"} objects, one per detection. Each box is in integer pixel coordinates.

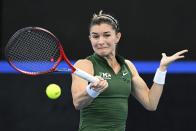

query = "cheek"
[
  {"left": 90, "top": 41, "right": 96, "bottom": 48},
  {"left": 111, "top": 43, "right": 117, "bottom": 50},
  {"left": 107, "top": 39, "right": 117, "bottom": 47},
  {"left": 90, "top": 42, "right": 97, "bottom": 51},
  {"left": 90, "top": 39, "right": 95, "bottom": 45}
]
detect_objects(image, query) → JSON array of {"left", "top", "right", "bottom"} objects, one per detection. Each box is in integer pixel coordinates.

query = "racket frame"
[
  {"left": 7, "top": 27, "right": 76, "bottom": 75},
  {"left": 6, "top": 27, "right": 99, "bottom": 82}
]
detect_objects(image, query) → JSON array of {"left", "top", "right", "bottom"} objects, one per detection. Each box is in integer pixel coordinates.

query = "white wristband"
[
  {"left": 153, "top": 69, "right": 167, "bottom": 85},
  {"left": 86, "top": 84, "right": 100, "bottom": 98}
]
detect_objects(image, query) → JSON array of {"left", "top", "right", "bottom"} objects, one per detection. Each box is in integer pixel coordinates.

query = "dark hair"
[{"left": 89, "top": 10, "right": 119, "bottom": 34}]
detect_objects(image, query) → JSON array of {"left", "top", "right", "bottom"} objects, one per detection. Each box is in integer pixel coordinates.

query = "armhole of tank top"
[
  {"left": 85, "top": 58, "right": 96, "bottom": 84},
  {"left": 124, "top": 60, "right": 133, "bottom": 94},
  {"left": 124, "top": 60, "right": 133, "bottom": 79}
]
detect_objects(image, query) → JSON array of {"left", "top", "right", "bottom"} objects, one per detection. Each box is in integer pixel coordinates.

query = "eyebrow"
[{"left": 91, "top": 31, "right": 111, "bottom": 35}]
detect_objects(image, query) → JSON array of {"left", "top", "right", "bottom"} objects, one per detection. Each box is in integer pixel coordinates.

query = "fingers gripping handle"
[{"left": 73, "top": 68, "right": 99, "bottom": 83}]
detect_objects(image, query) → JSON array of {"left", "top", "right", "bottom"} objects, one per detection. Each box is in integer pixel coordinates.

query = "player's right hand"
[{"left": 90, "top": 76, "right": 108, "bottom": 93}]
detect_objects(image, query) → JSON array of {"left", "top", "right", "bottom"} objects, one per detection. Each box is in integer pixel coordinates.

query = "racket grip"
[{"left": 73, "top": 68, "right": 99, "bottom": 83}]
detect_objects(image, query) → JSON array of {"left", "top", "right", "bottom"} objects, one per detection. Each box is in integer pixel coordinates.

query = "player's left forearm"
[{"left": 148, "top": 81, "right": 164, "bottom": 111}]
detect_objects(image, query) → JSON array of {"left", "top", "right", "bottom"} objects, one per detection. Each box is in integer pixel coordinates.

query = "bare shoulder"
[
  {"left": 125, "top": 59, "right": 136, "bottom": 70},
  {"left": 125, "top": 59, "right": 139, "bottom": 77},
  {"left": 74, "top": 59, "right": 93, "bottom": 68},
  {"left": 125, "top": 60, "right": 134, "bottom": 68},
  {"left": 74, "top": 59, "right": 94, "bottom": 75},
  {"left": 72, "top": 59, "right": 93, "bottom": 94}
]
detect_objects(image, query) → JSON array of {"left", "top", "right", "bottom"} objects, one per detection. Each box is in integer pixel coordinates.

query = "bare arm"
[
  {"left": 126, "top": 60, "right": 161, "bottom": 111},
  {"left": 126, "top": 49, "right": 188, "bottom": 111},
  {"left": 71, "top": 59, "right": 108, "bottom": 110}
]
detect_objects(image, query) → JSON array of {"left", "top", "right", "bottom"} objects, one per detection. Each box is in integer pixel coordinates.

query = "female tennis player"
[{"left": 71, "top": 10, "right": 188, "bottom": 131}]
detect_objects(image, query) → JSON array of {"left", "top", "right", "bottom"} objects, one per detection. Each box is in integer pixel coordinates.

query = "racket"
[{"left": 5, "top": 27, "right": 99, "bottom": 83}]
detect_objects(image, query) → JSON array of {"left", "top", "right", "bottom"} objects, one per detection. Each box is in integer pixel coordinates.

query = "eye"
[
  {"left": 104, "top": 34, "right": 111, "bottom": 38},
  {"left": 92, "top": 35, "right": 99, "bottom": 39}
]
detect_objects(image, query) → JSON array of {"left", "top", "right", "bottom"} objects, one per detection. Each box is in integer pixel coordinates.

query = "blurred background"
[{"left": 0, "top": 0, "right": 196, "bottom": 131}]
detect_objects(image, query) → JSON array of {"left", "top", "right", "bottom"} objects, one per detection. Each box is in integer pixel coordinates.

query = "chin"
[
  {"left": 94, "top": 48, "right": 114, "bottom": 57},
  {"left": 97, "top": 51, "right": 111, "bottom": 57}
]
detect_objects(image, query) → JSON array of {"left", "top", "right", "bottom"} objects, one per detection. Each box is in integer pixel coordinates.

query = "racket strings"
[{"left": 6, "top": 28, "right": 60, "bottom": 73}]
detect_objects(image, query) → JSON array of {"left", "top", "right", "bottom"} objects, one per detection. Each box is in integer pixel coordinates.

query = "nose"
[{"left": 97, "top": 36, "right": 105, "bottom": 45}]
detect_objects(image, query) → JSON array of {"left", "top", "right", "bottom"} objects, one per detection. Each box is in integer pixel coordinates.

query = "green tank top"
[{"left": 79, "top": 53, "right": 132, "bottom": 131}]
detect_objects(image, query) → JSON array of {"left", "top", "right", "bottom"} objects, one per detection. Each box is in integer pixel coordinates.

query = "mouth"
[{"left": 97, "top": 47, "right": 108, "bottom": 49}]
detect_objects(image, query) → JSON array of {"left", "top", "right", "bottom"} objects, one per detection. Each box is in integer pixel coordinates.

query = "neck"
[
  {"left": 103, "top": 52, "right": 121, "bottom": 74},
  {"left": 103, "top": 53, "right": 118, "bottom": 67}
]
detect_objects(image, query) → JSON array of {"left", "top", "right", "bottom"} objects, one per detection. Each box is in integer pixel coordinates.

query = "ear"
[{"left": 116, "top": 32, "right": 121, "bottom": 44}]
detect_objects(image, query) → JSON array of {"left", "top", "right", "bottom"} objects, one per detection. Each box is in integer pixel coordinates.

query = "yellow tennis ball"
[{"left": 46, "top": 83, "right": 61, "bottom": 99}]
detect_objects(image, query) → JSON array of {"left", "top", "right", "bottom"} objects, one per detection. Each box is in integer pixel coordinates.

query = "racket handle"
[{"left": 73, "top": 68, "right": 99, "bottom": 83}]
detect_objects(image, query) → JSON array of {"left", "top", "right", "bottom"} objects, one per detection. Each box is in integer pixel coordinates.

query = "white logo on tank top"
[
  {"left": 99, "top": 72, "right": 111, "bottom": 79},
  {"left": 123, "top": 72, "right": 128, "bottom": 76}
]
